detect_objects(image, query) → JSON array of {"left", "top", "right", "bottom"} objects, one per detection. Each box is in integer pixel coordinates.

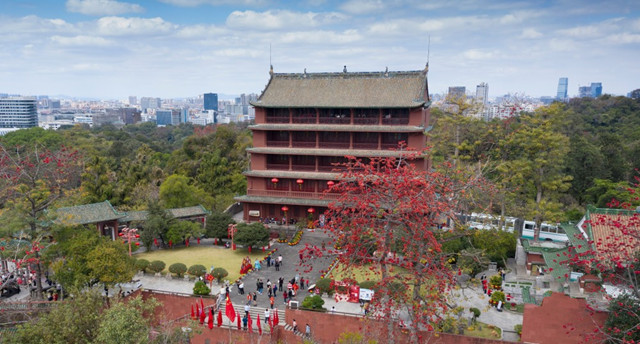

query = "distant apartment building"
[
  {"left": 140, "top": 97, "right": 161, "bottom": 111},
  {"left": 0, "top": 97, "right": 38, "bottom": 128},
  {"left": 578, "top": 82, "right": 602, "bottom": 98},
  {"left": 447, "top": 86, "right": 466, "bottom": 101},
  {"left": 203, "top": 93, "right": 218, "bottom": 111},
  {"left": 104, "top": 108, "right": 141, "bottom": 125},
  {"left": 156, "top": 109, "right": 181, "bottom": 126},
  {"left": 129, "top": 96, "right": 137, "bottom": 106},
  {"left": 475, "top": 82, "right": 489, "bottom": 105},
  {"left": 556, "top": 77, "right": 568, "bottom": 101}
]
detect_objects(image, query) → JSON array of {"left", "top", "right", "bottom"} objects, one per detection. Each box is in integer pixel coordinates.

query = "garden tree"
[
  {"left": 46, "top": 227, "right": 135, "bottom": 291},
  {"left": 165, "top": 220, "right": 204, "bottom": 246},
  {"left": 323, "top": 150, "right": 488, "bottom": 344},
  {"left": 585, "top": 179, "right": 640, "bottom": 208},
  {"left": 0, "top": 126, "right": 64, "bottom": 148},
  {"left": 604, "top": 294, "right": 640, "bottom": 344},
  {"left": 143, "top": 201, "right": 175, "bottom": 247},
  {"left": 205, "top": 210, "right": 235, "bottom": 241},
  {"left": 564, "top": 134, "right": 608, "bottom": 204},
  {"left": 471, "top": 229, "right": 517, "bottom": 267},
  {"left": 81, "top": 155, "right": 115, "bottom": 203},
  {"left": 114, "top": 144, "right": 168, "bottom": 208},
  {"left": 95, "top": 296, "right": 161, "bottom": 344},
  {"left": 159, "top": 174, "right": 214, "bottom": 210},
  {"left": 0, "top": 142, "right": 82, "bottom": 299},
  {"left": 498, "top": 103, "right": 572, "bottom": 241},
  {"left": 233, "top": 222, "right": 269, "bottom": 250}
]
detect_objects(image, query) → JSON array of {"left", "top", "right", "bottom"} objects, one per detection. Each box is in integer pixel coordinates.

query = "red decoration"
[
  {"left": 308, "top": 207, "right": 315, "bottom": 213},
  {"left": 327, "top": 180, "right": 335, "bottom": 187},
  {"left": 281, "top": 206, "right": 289, "bottom": 212},
  {"left": 271, "top": 177, "right": 279, "bottom": 184},
  {"left": 296, "top": 179, "right": 304, "bottom": 189}
]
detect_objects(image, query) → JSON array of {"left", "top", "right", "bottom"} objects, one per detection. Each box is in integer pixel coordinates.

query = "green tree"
[
  {"left": 165, "top": 221, "right": 204, "bottom": 246},
  {"left": 169, "top": 263, "right": 187, "bottom": 277},
  {"left": 233, "top": 222, "right": 269, "bottom": 249},
  {"left": 301, "top": 295, "right": 326, "bottom": 311},
  {"left": 499, "top": 103, "right": 572, "bottom": 241},
  {"left": 159, "top": 174, "right": 213, "bottom": 209},
  {"left": 211, "top": 267, "right": 228, "bottom": 283},
  {"left": 205, "top": 210, "right": 235, "bottom": 241},
  {"left": 143, "top": 201, "right": 174, "bottom": 247},
  {"left": 95, "top": 296, "right": 160, "bottom": 344},
  {"left": 471, "top": 229, "right": 517, "bottom": 267},
  {"left": 86, "top": 241, "right": 136, "bottom": 287}
]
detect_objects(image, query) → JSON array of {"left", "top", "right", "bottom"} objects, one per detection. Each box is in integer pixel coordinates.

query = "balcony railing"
[
  {"left": 292, "top": 117, "right": 316, "bottom": 124},
  {"left": 267, "top": 140, "right": 289, "bottom": 147},
  {"left": 291, "top": 141, "right": 316, "bottom": 148},
  {"left": 318, "top": 141, "right": 350, "bottom": 149},
  {"left": 353, "top": 118, "right": 379, "bottom": 125},
  {"left": 318, "top": 117, "right": 351, "bottom": 124},
  {"left": 265, "top": 116, "right": 290, "bottom": 123},
  {"left": 353, "top": 142, "right": 378, "bottom": 149},
  {"left": 266, "top": 163, "right": 289, "bottom": 170},
  {"left": 381, "top": 117, "right": 409, "bottom": 125},
  {"left": 247, "top": 189, "right": 340, "bottom": 200},
  {"left": 290, "top": 164, "right": 316, "bottom": 171}
]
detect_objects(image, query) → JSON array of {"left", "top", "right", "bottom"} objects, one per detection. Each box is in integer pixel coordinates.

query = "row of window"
[{"left": 265, "top": 108, "right": 411, "bottom": 125}]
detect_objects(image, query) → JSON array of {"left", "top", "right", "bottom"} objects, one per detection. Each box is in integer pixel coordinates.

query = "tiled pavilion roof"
[
  {"left": 251, "top": 69, "right": 429, "bottom": 109},
  {"left": 56, "top": 201, "right": 125, "bottom": 226}
]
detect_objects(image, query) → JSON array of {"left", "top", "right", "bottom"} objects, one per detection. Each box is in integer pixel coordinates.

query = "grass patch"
[
  {"left": 136, "top": 246, "right": 265, "bottom": 282},
  {"left": 465, "top": 322, "right": 502, "bottom": 339}
]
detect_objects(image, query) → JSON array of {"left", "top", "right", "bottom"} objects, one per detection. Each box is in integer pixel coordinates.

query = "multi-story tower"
[
  {"left": 204, "top": 93, "right": 218, "bottom": 111},
  {"left": 590, "top": 82, "right": 602, "bottom": 98},
  {"left": 235, "top": 66, "right": 431, "bottom": 222},
  {"left": 447, "top": 86, "right": 466, "bottom": 101},
  {"left": 475, "top": 82, "right": 489, "bottom": 105},
  {"left": 556, "top": 77, "right": 568, "bottom": 101},
  {"left": 0, "top": 97, "right": 38, "bottom": 128}
]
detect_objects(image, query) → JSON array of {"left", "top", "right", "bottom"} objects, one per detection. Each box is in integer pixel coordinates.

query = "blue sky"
[{"left": 1, "top": 0, "right": 639, "bottom": 100}]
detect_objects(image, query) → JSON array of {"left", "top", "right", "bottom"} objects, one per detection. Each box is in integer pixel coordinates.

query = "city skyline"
[{"left": 1, "top": 0, "right": 639, "bottom": 99}]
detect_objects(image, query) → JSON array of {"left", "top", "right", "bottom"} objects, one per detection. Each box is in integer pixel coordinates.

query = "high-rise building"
[
  {"left": 590, "top": 83, "right": 602, "bottom": 98},
  {"left": 0, "top": 97, "right": 38, "bottom": 128},
  {"left": 156, "top": 109, "right": 173, "bottom": 126},
  {"left": 204, "top": 93, "right": 218, "bottom": 111},
  {"left": 140, "top": 97, "right": 161, "bottom": 110},
  {"left": 447, "top": 86, "right": 466, "bottom": 101},
  {"left": 129, "top": 96, "right": 137, "bottom": 106},
  {"left": 475, "top": 83, "right": 488, "bottom": 105},
  {"left": 235, "top": 66, "right": 431, "bottom": 222},
  {"left": 556, "top": 77, "right": 568, "bottom": 101}
]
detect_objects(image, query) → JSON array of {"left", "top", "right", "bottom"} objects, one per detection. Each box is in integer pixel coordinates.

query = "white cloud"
[
  {"left": 51, "top": 35, "right": 114, "bottom": 46},
  {"left": 226, "top": 10, "right": 347, "bottom": 30},
  {"left": 158, "top": 0, "right": 266, "bottom": 6},
  {"left": 340, "top": 0, "right": 386, "bottom": 14},
  {"left": 174, "top": 24, "right": 227, "bottom": 39},
  {"left": 462, "top": 49, "right": 496, "bottom": 60},
  {"left": 96, "top": 16, "right": 177, "bottom": 36},
  {"left": 520, "top": 28, "right": 542, "bottom": 39},
  {"left": 66, "top": 0, "right": 144, "bottom": 16},
  {"left": 548, "top": 38, "right": 578, "bottom": 52},
  {"left": 606, "top": 33, "right": 640, "bottom": 44},
  {"left": 279, "top": 30, "right": 362, "bottom": 44}
]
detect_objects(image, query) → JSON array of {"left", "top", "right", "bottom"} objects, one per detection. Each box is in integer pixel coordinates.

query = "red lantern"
[
  {"left": 118, "top": 232, "right": 124, "bottom": 237},
  {"left": 271, "top": 178, "right": 279, "bottom": 184},
  {"left": 307, "top": 208, "right": 315, "bottom": 213},
  {"left": 327, "top": 180, "right": 334, "bottom": 187},
  {"left": 135, "top": 234, "right": 140, "bottom": 238},
  {"left": 297, "top": 179, "right": 304, "bottom": 189},
  {"left": 281, "top": 206, "right": 289, "bottom": 212}
]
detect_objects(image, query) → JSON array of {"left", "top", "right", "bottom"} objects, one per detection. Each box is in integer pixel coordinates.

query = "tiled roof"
[
  {"left": 168, "top": 205, "right": 210, "bottom": 218},
  {"left": 249, "top": 124, "right": 425, "bottom": 133},
  {"left": 234, "top": 195, "right": 332, "bottom": 207},
  {"left": 246, "top": 147, "right": 420, "bottom": 158},
  {"left": 56, "top": 201, "right": 125, "bottom": 226},
  {"left": 252, "top": 70, "right": 428, "bottom": 109},
  {"left": 584, "top": 206, "right": 640, "bottom": 259}
]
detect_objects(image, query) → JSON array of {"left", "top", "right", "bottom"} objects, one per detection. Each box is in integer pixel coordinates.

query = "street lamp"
[{"left": 119, "top": 227, "right": 139, "bottom": 257}]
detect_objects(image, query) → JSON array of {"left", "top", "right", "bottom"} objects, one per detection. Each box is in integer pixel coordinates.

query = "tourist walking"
[
  {"left": 306, "top": 324, "right": 311, "bottom": 338},
  {"left": 264, "top": 309, "right": 270, "bottom": 324},
  {"left": 244, "top": 303, "right": 250, "bottom": 317},
  {"left": 270, "top": 296, "right": 275, "bottom": 309},
  {"left": 278, "top": 277, "right": 284, "bottom": 290},
  {"left": 239, "top": 282, "right": 245, "bottom": 295}
]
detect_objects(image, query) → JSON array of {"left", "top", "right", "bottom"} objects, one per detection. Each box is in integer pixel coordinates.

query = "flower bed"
[{"left": 288, "top": 230, "right": 303, "bottom": 246}]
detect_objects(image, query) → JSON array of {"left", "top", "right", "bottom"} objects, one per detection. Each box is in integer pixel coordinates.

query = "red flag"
[
  {"left": 273, "top": 308, "right": 279, "bottom": 326},
  {"left": 208, "top": 309, "right": 214, "bottom": 329},
  {"left": 269, "top": 316, "right": 273, "bottom": 333},
  {"left": 247, "top": 313, "right": 252, "bottom": 333},
  {"left": 217, "top": 310, "right": 223, "bottom": 327},
  {"left": 257, "top": 314, "right": 262, "bottom": 335},
  {"left": 225, "top": 294, "right": 236, "bottom": 322},
  {"left": 237, "top": 314, "right": 241, "bottom": 330},
  {"left": 200, "top": 297, "right": 204, "bottom": 311},
  {"left": 196, "top": 304, "right": 200, "bottom": 317},
  {"left": 191, "top": 304, "right": 195, "bottom": 319},
  {"left": 200, "top": 307, "right": 206, "bottom": 324}
]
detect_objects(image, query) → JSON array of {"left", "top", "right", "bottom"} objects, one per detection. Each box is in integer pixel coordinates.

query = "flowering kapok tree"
[
  {"left": 322, "top": 149, "right": 487, "bottom": 344},
  {"left": 563, "top": 173, "right": 640, "bottom": 343},
  {"left": 0, "top": 143, "right": 81, "bottom": 299}
]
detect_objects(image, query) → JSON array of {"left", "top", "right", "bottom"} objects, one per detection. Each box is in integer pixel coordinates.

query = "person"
[
  {"left": 266, "top": 255, "right": 271, "bottom": 267},
  {"left": 244, "top": 303, "right": 250, "bottom": 317},
  {"left": 274, "top": 260, "right": 280, "bottom": 271},
  {"left": 292, "top": 319, "right": 298, "bottom": 333},
  {"left": 283, "top": 290, "right": 288, "bottom": 304},
  {"left": 264, "top": 309, "right": 270, "bottom": 323},
  {"left": 239, "top": 282, "right": 245, "bottom": 295},
  {"left": 255, "top": 259, "right": 261, "bottom": 271},
  {"left": 279, "top": 277, "right": 284, "bottom": 290},
  {"left": 300, "top": 278, "right": 305, "bottom": 289},
  {"left": 252, "top": 292, "right": 258, "bottom": 306},
  {"left": 278, "top": 254, "right": 283, "bottom": 266},
  {"left": 306, "top": 323, "right": 311, "bottom": 338},
  {"left": 331, "top": 306, "right": 336, "bottom": 313},
  {"left": 270, "top": 295, "right": 275, "bottom": 309},
  {"left": 242, "top": 314, "right": 248, "bottom": 329}
]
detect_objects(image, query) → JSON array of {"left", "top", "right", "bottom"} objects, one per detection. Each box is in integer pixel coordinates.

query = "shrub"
[
  {"left": 169, "top": 263, "right": 188, "bottom": 277},
  {"left": 358, "top": 280, "right": 378, "bottom": 290},
  {"left": 301, "top": 295, "right": 325, "bottom": 311},
  {"left": 315, "top": 278, "right": 334, "bottom": 295},
  {"left": 514, "top": 324, "right": 522, "bottom": 336},
  {"left": 489, "top": 291, "right": 506, "bottom": 306},
  {"left": 188, "top": 264, "right": 207, "bottom": 278},
  {"left": 193, "top": 280, "right": 211, "bottom": 295},
  {"left": 212, "top": 267, "right": 228, "bottom": 283},
  {"left": 135, "top": 259, "right": 150, "bottom": 272},
  {"left": 470, "top": 307, "right": 481, "bottom": 322},
  {"left": 489, "top": 275, "right": 502, "bottom": 289},
  {"left": 148, "top": 260, "right": 166, "bottom": 273}
]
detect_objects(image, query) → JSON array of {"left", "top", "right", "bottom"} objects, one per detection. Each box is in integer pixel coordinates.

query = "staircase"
[{"left": 283, "top": 323, "right": 318, "bottom": 343}]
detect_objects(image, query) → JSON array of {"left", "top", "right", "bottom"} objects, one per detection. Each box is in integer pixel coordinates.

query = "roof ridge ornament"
[
  {"left": 384, "top": 67, "right": 389, "bottom": 77},
  {"left": 343, "top": 65, "right": 347, "bottom": 73}
]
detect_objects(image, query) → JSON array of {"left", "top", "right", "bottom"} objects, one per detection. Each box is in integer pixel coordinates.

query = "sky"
[{"left": 1, "top": 0, "right": 639, "bottom": 100}]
